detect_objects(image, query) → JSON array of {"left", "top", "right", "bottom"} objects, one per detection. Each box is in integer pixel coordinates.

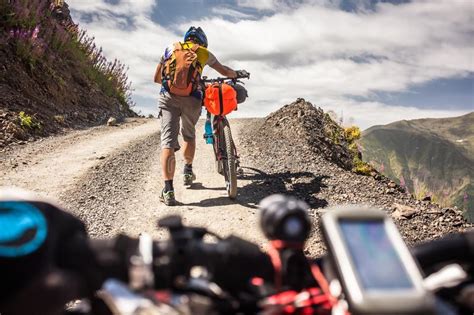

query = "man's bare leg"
[
  {"left": 161, "top": 148, "right": 176, "bottom": 180},
  {"left": 161, "top": 148, "right": 176, "bottom": 205},
  {"left": 183, "top": 140, "right": 196, "bottom": 185},
  {"left": 183, "top": 140, "right": 196, "bottom": 165},
  {"left": 160, "top": 148, "right": 177, "bottom": 205}
]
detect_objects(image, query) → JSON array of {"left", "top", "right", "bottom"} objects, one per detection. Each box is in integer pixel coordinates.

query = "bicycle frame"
[
  {"left": 207, "top": 113, "right": 239, "bottom": 172},
  {"left": 201, "top": 72, "right": 249, "bottom": 198}
]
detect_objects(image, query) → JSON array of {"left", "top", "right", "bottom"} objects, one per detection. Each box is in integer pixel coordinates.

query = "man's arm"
[
  {"left": 210, "top": 60, "right": 237, "bottom": 78},
  {"left": 154, "top": 63, "right": 162, "bottom": 84}
]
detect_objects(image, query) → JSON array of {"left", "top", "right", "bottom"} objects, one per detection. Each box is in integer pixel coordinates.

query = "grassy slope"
[
  {"left": 360, "top": 112, "right": 474, "bottom": 221},
  {"left": 0, "top": 1, "right": 136, "bottom": 146}
]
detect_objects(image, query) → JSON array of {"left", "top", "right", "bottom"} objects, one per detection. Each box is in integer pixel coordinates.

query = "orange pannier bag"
[{"left": 204, "top": 83, "right": 237, "bottom": 116}]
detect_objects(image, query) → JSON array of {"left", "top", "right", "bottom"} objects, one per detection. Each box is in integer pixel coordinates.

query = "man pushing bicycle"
[{"left": 154, "top": 26, "right": 241, "bottom": 206}]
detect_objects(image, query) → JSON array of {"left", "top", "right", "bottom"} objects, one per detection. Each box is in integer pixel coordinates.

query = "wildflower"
[
  {"left": 32, "top": 25, "right": 40, "bottom": 39},
  {"left": 400, "top": 175, "right": 405, "bottom": 187}
]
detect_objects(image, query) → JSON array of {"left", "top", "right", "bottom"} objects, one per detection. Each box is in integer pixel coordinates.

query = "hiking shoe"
[
  {"left": 160, "top": 189, "right": 176, "bottom": 206},
  {"left": 183, "top": 172, "right": 196, "bottom": 186}
]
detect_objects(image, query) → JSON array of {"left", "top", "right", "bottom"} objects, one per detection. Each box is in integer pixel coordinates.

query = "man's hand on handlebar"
[
  {"left": 235, "top": 70, "right": 250, "bottom": 79},
  {"left": 217, "top": 69, "right": 249, "bottom": 80}
]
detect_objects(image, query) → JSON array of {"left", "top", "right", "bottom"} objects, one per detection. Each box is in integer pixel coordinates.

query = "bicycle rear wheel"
[{"left": 222, "top": 124, "right": 237, "bottom": 199}]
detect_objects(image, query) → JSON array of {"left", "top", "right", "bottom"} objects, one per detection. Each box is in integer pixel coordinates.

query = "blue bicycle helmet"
[{"left": 184, "top": 26, "right": 208, "bottom": 48}]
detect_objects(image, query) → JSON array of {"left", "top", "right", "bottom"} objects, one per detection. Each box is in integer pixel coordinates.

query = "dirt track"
[
  {"left": 2, "top": 114, "right": 470, "bottom": 254},
  {"left": 0, "top": 118, "right": 266, "bottom": 244}
]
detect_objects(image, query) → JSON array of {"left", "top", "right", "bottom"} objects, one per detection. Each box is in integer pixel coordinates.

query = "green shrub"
[
  {"left": 19, "top": 111, "right": 40, "bottom": 129},
  {"left": 353, "top": 155, "right": 373, "bottom": 175},
  {"left": 344, "top": 126, "right": 361, "bottom": 142},
  {"left": 341, "top": 125, "right": 375, "bottom": 175}
]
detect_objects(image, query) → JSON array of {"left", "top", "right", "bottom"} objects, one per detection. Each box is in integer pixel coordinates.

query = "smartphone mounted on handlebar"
[{"left": 321, "top": 206, "right": 436, "bottom": 315}]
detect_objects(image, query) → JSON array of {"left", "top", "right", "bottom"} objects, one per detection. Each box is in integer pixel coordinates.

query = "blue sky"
[{"left": 69, "top": 0, "right": 473, "bottom": 129}]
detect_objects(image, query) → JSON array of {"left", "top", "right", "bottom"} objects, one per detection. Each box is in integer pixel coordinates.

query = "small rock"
[
  {"left": 441, "top": 208, "right": 452, "bottom": 214},
  {"left": 392, "top": 203, "right": 420, "bottom": 219},
  {"left": 422, "top": 195, "right": 431, "bottom": 202},
  {"left": 107, "top": 117, "right": 117, "bottom": 126}
]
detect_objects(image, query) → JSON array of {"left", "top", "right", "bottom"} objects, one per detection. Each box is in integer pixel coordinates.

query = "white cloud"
[
  {"left": 211, "top": 7, "right": 254, "bottom": 19},
  {"left": 322, "top": 99, "right": 470, "bottom": 130},
  {"left": 70, "top": 0, "right": 155, "bottom": 15},
  {"left": 69, "top": 0, "right": 177, "bottom": 104},
  {"left": 235, "top": 0, "right": 340, "bottom": 11},
  {"left": 69, "top": 0, "right": 473, "bottom": 127},
  {"left": 236, "top": 0, "right": 280, "bottom": 10},
  {"left": 230, "top": 95, "right": 470, "bottom": 130}
]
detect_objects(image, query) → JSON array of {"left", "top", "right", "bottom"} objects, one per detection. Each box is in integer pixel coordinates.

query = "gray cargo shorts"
[{"left": 158, "top": 91, "right": 202, "bottom": 151}]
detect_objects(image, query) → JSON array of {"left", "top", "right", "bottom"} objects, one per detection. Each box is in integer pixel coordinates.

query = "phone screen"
[{"left": 339, "top": 220, "right": 414, "bottom": 290}]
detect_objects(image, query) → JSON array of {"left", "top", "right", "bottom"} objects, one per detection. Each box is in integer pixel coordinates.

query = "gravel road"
[
  {"left": 0, "top": 117, "right": 266, "bottom": 244},
  {"left": 2, "top": 113, "right": 469, "bottom": 255}
]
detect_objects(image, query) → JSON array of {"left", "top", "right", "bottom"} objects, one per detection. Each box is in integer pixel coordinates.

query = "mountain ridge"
[
  {"left": 360, "top": 112, "right": 473, "bottom": 221},
  {"left": 239, "top": 99, "right": 472, "bottom": 252}
]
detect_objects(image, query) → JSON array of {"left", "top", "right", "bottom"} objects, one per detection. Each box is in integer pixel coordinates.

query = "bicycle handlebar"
[
  {"left": 88, "top": 220, "right": 474, "bottom": 289},
  {"left": 67, "top": 215, "right": 474, "bottom": 314},
  {"left": 87, "top": 219, "right": 274, "bottom": 295},
  {"left": 202, "top": 70, "right": 250, "bottom": 83},
  {"left": 411, "top": 230, "right": 474, "bottom": 270}
]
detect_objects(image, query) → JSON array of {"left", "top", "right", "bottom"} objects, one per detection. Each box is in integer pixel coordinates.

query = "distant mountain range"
[{"left": 360, "top": 112, "right": 474, "bottom": 222}]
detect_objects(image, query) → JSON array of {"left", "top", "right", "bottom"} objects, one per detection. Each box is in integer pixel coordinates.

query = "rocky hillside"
[
  {"left": 0, "top": 1, "right": 136, "bottom": 149},
  {"left": 360, "top": 113, "right": 474, "bottom": 222},
  {"left": 239, "top": 99, "right": 472, "bottom": 254}
]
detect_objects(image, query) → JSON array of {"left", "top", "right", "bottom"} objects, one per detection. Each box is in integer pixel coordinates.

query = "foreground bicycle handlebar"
[
  {"left": 412, "top": 232, "right": 474, "bottom": 271},
  {"left": 2, "top": 192, "right": 471, "bottom": 315},
  {"left": 89, "top": 216, "right": 274, "bottom": 292},
  {"left": 83, "top": 216, "right": 473, "bottom": 315}
]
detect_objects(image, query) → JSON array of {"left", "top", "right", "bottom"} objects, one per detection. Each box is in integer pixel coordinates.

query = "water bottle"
[{"left": 204, "top": 118, "right": 213, "bottom": 144}]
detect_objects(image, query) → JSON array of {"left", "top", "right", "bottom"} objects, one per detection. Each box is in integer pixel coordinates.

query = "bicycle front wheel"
[{"left": 223, "top": 124, "right": 237, "bottom": 199}]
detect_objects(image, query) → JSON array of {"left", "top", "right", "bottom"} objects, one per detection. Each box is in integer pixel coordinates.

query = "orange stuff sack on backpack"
[{"left": 204, "top": 83, "right": 237, "bottom": 116}]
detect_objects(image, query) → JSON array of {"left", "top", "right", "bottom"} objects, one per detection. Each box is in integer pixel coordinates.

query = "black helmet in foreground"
[{"left": 259, "top": 194, "right": 311, "bottom": 243}]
